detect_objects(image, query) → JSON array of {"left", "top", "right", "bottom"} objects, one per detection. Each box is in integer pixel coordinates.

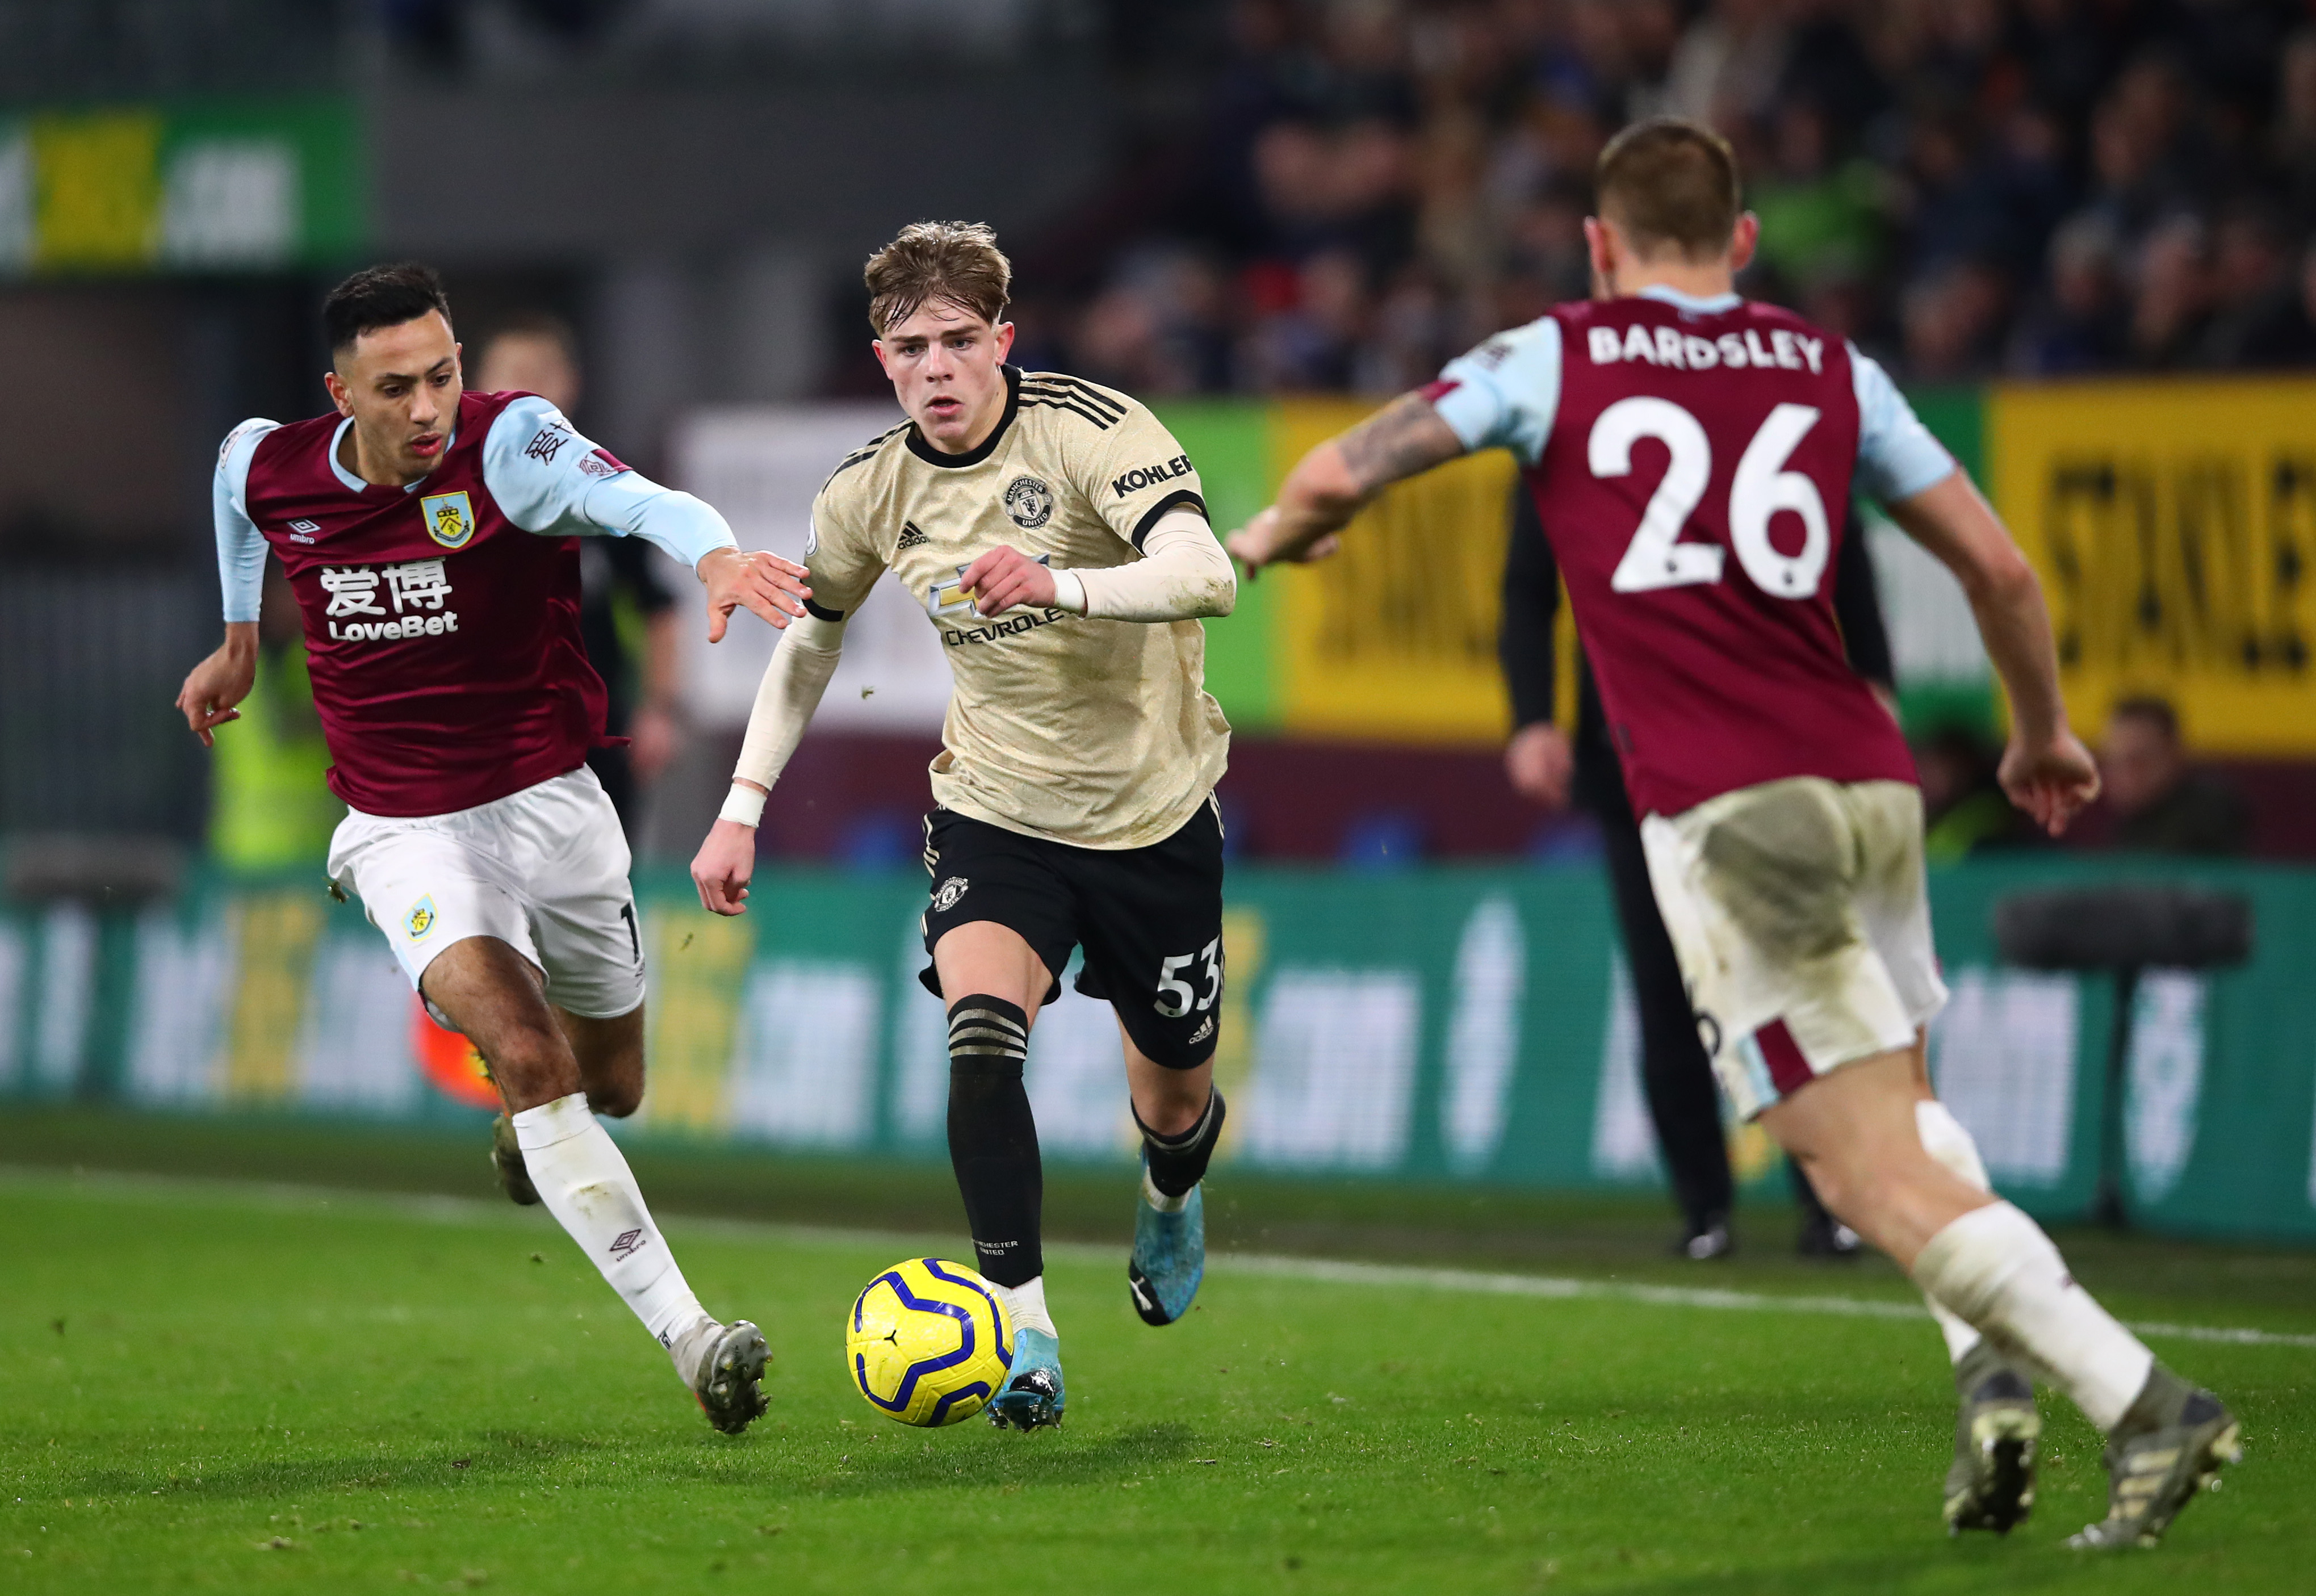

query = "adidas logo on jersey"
[
  {"left": 1188, "top": 1015, "right": 1214, "bottom": 1044},
  {"left": 896, "top": 521, "right": 929, "bottom": 551}
]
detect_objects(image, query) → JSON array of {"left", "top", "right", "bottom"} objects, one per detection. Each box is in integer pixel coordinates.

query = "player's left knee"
[
  {"left": 1131, "top": 1071, "right": 1211, "bottom": 1136},
  {"left": 585, "top": 1077, "right": 643, "bottom": 1119}
]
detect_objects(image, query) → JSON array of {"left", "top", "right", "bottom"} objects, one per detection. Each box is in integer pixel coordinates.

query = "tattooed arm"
[{"left": 1225, "top": 392, "right": 1467, "bottom": 575}]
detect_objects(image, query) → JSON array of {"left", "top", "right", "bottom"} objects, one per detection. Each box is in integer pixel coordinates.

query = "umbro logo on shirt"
[
  {"left": 896, "top": 521, "right": 929, "bottom": 551},
  {"left": 287, "top": 518, "right": 321, "bottom": 542}
]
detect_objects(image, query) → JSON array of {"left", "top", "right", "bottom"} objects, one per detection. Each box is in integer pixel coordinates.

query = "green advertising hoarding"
[
  {"left": 3, "top": 857, "right": 2309, "bottom": 1244},
  {"left": 0, "top": 98, "right": 362, "bottom": 274}
]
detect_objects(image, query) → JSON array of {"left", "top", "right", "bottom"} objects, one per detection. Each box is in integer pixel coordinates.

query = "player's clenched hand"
[
  {"left": 1225, "top": 505, "right": 1339, "bottom": 577},
  {"left": 1505, "top": 723, "right": 1574, "bottom": 810},
  {"left": 691, "top": 817, "right": 760, "bottom": 916},
  {"left": 960, "top": 545, "right": 1057, "bottom": 615},
  {"left": 176, "top": 627, "right": 259, "bottom": 748},
  {"left": 1998, "top": 729, "right": 2102, "bottom": 837},
  {"left": 699, "top": 547, "right": 811, "bottom": 643}
]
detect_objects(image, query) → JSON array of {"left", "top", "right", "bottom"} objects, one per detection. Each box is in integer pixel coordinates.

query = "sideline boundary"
[{"left": 11, "top": 1163, "right": 2314, "bottom": 1351}]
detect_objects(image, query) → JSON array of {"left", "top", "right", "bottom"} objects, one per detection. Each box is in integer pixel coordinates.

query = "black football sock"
[
  {"left": 1135, "top": 1087, "right": 1226, "bottom": 1199},
  {"left": 945, "top": 995, "right": 1043, "bottom": 1289}
]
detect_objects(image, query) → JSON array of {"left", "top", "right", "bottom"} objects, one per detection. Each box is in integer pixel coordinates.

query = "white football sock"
[
  {"left": 1912, "top": 1200, "right": 2152, "bottom": 1431},
  {"left": 1914, "top": 1100, "right": 1990, "bottom": 1365},
  {"left": 991, "top": 1275, "right": 1057, "bottom": 1339},
  {"left": 513, "top": 1093, "right": 713, "bottom": 1373}
]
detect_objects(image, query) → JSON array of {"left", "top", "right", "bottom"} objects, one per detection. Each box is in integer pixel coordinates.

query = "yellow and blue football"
[{"left": 845, "top": 1258, "right": 1015, "bottom": 1427}]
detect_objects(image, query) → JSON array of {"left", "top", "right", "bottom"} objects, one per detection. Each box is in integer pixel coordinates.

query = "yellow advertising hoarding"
[
  {"left": 1989, "top": 378, "right": 2316, "bottom": 754},
  {"left": 1266, "top": 399, "right": 1521, "bottom": 744}
]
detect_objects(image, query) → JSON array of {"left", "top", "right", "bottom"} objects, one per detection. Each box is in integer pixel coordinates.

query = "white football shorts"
[
  {"left": 1640, "top": 777, "right": 1947, "bottom": 1121},
  {"left": 327, "top": 764, "right": 645, "bottom": 1020}
]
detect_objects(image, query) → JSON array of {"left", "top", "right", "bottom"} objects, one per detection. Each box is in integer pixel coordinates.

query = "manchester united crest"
[
  {"left": 421, "top": 491, "right": 476, "bottom": 550},
  {"left": 1002, "top": 475, "right": 1053, "bottom": 529}
]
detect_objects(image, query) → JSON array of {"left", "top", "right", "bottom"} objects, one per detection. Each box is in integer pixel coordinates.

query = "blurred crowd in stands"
[
  {"left": 1916, "top": 697, "right": 2250, "bottom": 860},
  {"left": 1030, "top": 0, "right": 2316, "bottom": 393}
]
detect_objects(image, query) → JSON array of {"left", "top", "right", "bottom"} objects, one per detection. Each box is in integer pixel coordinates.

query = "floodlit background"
[{"left": 2, "top": 0, "right": 2315, "bottom": 1238}]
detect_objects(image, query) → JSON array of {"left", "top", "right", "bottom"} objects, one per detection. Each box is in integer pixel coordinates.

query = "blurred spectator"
[
  {"left": 1663, "top": 0, "right": 1790, "bottom": 131},
  {"left": 2009, "top": 213, "right": 2128, "bottom": 374},
  {"left": 208, "top": 567, "right": 341, "bottom": 872},
  {"left": 2099, "top": 696, "right": 2250, "bottom": 856},
  {"left": 474, "top": 315, "right": 679, "bottom": 845},
  {"left": 1916, "top": 722, "right": 2039, "bottom": 864},
  {"left": 1042, "top": 1, "right": 2316, "bottom": 392},
  {"left": 2196, "top": 204, "right": 2305, "bottom": 367},
  {"left": 2255, "top": 242, "right": 2316, "bottom": 368},
  {"left": 1747, "top": 99, "right": 1882, "bottom": 296},
  {"left": 2126, "top": 212, "right": 2211, "bottom": 368},
  {"left": 1902, "top": 257, "right": 2012, "bottom": 381},
  {"left": 2275, "top": 28, "right": 2316, "bottom": 229},
  {"left": 1242, "top": 248, "right": 1374, "bottom": 391},
  {"left": 2121, "top": 212, "right": 2214, "bottom": 368}
]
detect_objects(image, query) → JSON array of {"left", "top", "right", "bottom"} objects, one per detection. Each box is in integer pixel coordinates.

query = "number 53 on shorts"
[{"left": 1154, "top": 937, "right": 1222, "bottom": 1018}]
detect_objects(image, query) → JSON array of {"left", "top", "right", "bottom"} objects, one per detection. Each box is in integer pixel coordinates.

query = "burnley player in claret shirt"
[
  {"left": 175, "top": 263, "right": 811, "bottom": 1435},
  {"left": 1231, "top": 119, "right": 2239, "bottom": 1550}
]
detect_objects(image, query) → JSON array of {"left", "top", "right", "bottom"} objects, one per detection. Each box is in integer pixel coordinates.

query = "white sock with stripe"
[
  {"left": 1911, "top": 1200, "right": 2152, "bottom": 1431},
  {"left": 513, "top": 1092, "right": 713, "bottom": 1375},
  {"left": 1914, "top": 1100, "right": 1991, "bottom": 1365}
]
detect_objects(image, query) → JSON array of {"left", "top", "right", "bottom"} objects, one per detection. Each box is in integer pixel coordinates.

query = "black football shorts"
[{"left": 918, "top": 796, "right": 1226, "bottom": 1069}]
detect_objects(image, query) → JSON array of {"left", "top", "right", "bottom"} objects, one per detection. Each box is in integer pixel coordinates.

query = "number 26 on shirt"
[{"left": 1590, "top": 397, "right": 1829, "bottom": 600}]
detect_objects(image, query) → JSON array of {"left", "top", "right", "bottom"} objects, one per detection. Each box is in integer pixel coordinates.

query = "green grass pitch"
[{"left": 3, "top": 1138, "right": 2312, "bottom": 1594}]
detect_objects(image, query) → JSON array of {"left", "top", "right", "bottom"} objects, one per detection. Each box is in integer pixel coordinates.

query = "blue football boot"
[
  {"left": 1128, "top": 1156, "right": 1205, "bottom": 1327},
  {"left": 987, "top": 1326, "right": 1065, "bottom": 1430}
]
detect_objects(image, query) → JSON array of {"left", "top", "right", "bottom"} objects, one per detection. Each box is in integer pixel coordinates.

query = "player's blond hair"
[
  {"left": 864, "top": 221, "right": 1013, "bottom": 336},
  {"left": 1594, "top": 118, "right": 1743, "bottom": 263}
]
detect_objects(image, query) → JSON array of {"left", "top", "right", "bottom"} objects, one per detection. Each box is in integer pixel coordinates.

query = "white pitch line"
[
  {"left": 11, "top": 1163, "right": 2316, "bottom": 1350},
  {"left": 1210, "top": 1252, "right": 2316, "bottom": 1350}
]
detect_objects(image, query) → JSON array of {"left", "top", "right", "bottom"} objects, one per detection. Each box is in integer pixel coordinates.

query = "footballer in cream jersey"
[
  {"left": 805, "top": 365, "right": 1230, "bottom": 851},
  {"left": 693, "top": 222, "right": 1240, "bottom": 1431}
]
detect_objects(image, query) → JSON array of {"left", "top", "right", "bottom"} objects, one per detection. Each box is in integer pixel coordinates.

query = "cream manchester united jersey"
[{"left": 806, "top": 367, "right": 1230, "bottom": 849}]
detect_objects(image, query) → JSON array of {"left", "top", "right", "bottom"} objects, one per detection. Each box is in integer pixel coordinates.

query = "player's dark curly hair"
[
  {"left": 1594, "top": 118, "right": 1743, "bottom": 263},
  {"left": 323, "top": 262, "right": 454, "bottom": 355},
  {"left": 863, "top": 221, "right": 1011, "bottom": 336}
]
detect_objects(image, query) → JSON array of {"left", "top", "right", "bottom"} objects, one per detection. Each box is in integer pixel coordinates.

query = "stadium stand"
[{"left": 1033, "top": 0, "right": 2316, "bottom": 393}]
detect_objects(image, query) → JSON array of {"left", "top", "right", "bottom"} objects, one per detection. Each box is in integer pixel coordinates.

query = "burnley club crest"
[{"left": 421, "top": 491, "right": 476, "bottom": 550}]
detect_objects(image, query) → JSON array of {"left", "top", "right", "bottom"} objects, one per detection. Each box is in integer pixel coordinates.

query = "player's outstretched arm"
[
  {"left": 690, "top": 612, "right": 849, "bottom": 915},
  {"left": 697, "top": 546, "right": 812, "bottom": 643},
  {"left": 1882, "top": 471, "right": 2100, "bottom": 836},
  {"left": 183, "top": 420, "right": 277, "bottom": 747},
  {"left": 481, "top": 396, "right": 814, "bottom": 641},
  {"left": 1227, "top": 392, "right": 1467, "bottom": 575},
  {"left": 177, "top": 624, "right": 259, "bottom": 748}
]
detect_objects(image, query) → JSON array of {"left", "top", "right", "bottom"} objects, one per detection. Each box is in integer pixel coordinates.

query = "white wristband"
[
  {"left": 1049, "top": 567, "right": 1087, "bottom": 615},
  {"left": 719, "top": 783, "right": 767, "bottom": 828}
]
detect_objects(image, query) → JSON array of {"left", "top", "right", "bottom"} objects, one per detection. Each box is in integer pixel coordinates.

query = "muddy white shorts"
[
  {"left": 1640, "top": 777, "right": 1947, "bottom": 1121},
  {"left": 327, "top": 765, "right": 645, "bottom": 1019}
]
